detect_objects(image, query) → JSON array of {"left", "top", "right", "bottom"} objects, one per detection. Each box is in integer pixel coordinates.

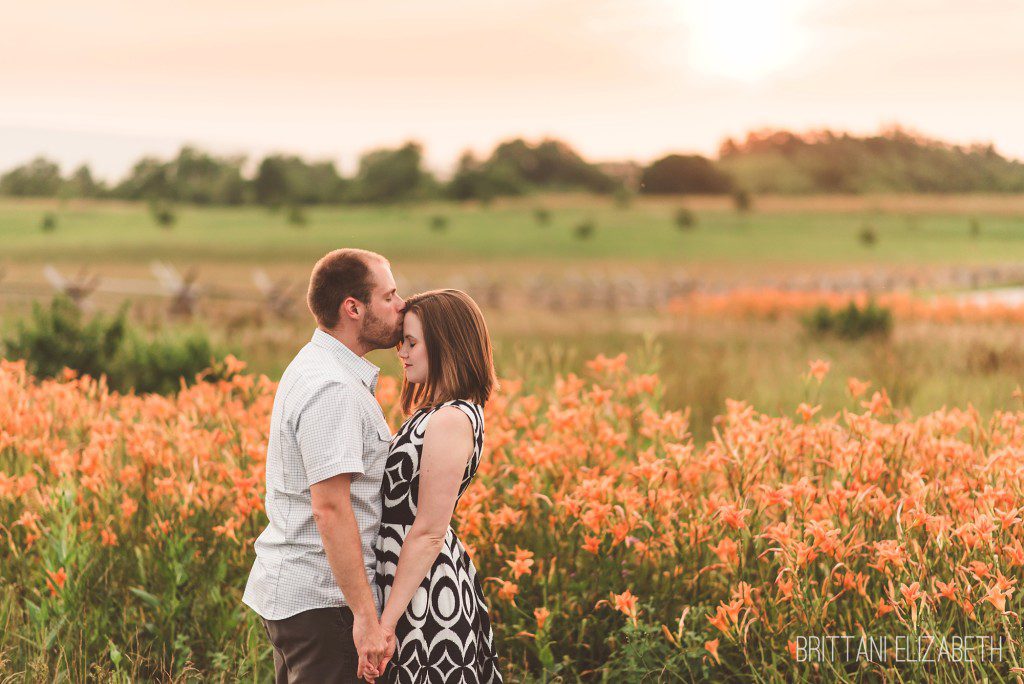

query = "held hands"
[{"left": 354, "top": 613, "right": 396, "bottom": 682}]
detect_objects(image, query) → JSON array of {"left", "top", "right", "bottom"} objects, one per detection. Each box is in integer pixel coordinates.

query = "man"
[{"left": 243, "top": 248, "right": 402, "bottom": 682}]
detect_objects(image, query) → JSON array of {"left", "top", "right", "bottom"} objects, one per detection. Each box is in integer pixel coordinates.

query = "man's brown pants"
[{"left": 261, "top": 607, "right": 359, "bottom": 683}]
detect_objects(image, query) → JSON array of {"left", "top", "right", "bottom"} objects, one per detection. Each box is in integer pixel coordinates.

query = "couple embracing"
[{"left": 243, "top": 248, "right": 503, "bottom": 683}]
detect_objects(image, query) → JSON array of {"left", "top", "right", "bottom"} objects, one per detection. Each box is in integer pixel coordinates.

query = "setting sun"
[{"left": 679, "top": 0, "right": 811, "bottom": 82}]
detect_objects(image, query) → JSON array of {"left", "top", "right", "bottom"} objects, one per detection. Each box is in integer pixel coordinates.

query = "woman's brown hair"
[{"left": 399, "top": 289, "right": 497, "bottom": 415}]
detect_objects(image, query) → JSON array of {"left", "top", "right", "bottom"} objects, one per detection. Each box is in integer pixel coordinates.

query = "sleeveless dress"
[{"left": 373, "top": 399, "right": 503, "bottom": 683}]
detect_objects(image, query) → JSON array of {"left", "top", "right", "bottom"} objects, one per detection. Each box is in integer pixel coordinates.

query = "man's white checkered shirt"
[{"left": 243, "top": 328, "right": 392, "bottom": 620}]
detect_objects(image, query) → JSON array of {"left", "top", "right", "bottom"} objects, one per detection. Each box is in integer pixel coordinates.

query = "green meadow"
[
  {"left": 4, "top": 195, "right": 1024, "bottom": 268},
  {"left": 3, "top": 195, "right": 1024, "bottom": 443}
]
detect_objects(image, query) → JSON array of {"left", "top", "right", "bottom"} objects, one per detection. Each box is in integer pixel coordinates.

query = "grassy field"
[
  {"left": 3, "top": 194, "right": 1024, "bottom": 445},
  {"left": 3, "top": 195, "right": 1024, "bottom": 275},
  {"left": 5, "top": 195, "right": 1024, "bottom": 680},
  {"left": 6, "top": 287, "right": 1024, "bottom": 446},
  {"left": 231, "top": 317, "right": 1024, "bottom": 444}
]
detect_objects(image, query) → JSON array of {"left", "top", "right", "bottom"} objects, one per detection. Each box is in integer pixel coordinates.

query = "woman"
[{"left": 370, "top": 289, "right": 503, "bottom": 683}]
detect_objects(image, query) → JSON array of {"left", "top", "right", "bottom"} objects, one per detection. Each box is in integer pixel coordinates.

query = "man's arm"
[
  {"left": 378, "top": 407, "right": 474, "bottom": 641},
  {"left": 310, "top": 474, "right": 390, "bottom": 680},
  {"left": 296, "top": 382, "right": 390, "bottom": 680}
]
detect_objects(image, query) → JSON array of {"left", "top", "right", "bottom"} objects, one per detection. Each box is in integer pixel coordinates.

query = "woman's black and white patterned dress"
[{"left": 374, "top": 399, "right": 502, "bottom": 683}]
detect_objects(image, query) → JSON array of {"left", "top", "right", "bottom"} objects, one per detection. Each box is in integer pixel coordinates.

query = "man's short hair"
[{"left": 306, "top": 248, "right": 388, "bottom": 328}]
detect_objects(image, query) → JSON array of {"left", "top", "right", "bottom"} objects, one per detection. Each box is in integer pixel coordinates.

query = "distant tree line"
[
  {"left": 0, "top": 139, "right": 623, "bottom": 206},
  {"left": 715, "top": 127, "right": 1024, "bottom": 194},
  {"left": 3, "top": 127, "right": 1023, "bottom": 203}
]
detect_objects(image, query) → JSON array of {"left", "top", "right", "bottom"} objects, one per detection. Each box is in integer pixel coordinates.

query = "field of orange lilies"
[
  {"left": 1, "top": 353, "right": 1022, "bottom": 681},
  {"left": 668, "top": 288, "right": 1024, "bottom": 325}
]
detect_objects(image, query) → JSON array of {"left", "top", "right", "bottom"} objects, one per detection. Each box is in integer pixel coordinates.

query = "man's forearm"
[{"left": 314, "top": 506, "right": 378, "bottom": 619}]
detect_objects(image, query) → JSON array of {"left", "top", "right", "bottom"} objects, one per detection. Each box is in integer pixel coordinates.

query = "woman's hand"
[
  {"left": 353, "top": 612, "right": 390, "bottom": 681},
  {"left": 367, "top": 407, "right": 473, "bottom": 680},
  {"left": 361, "top": 627, "right": 396, "bottom": 682}
]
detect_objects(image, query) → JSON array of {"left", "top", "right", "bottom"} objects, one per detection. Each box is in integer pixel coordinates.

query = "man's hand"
[
  {"left": 353, "top": 612, "right": 390, "bottom": 681},
  {"left": 359, "top": 624, "right": 396, "bottom": 683},
  {"left": 309, "top": 476, "right": 388, "bottom": 679}
]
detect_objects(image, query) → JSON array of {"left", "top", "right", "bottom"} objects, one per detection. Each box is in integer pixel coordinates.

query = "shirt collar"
[{"left": 310, "top": 328, "right": 381, "bottom": 394}]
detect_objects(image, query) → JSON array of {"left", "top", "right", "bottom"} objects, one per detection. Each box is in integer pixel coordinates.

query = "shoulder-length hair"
[{"left": 399, "top": 289, "right": 497, "bottom": 415}]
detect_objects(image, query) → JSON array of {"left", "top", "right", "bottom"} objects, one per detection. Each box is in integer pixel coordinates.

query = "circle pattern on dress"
[{"left": 374, "top": 400, "right": 503, "bottom": 683}]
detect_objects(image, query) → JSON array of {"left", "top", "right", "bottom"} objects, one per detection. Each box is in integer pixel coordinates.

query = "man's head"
[{"left": 307, "top": 248, "right": 404, "bottom": 352}]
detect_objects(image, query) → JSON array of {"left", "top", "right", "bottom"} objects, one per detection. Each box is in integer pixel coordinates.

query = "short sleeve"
[{"left": 295, "top": 382, "right": 365, "bottom": 487}]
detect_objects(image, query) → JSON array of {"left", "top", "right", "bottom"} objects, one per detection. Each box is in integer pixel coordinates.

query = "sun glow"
[{"left": 677, "top": 0, "right": 812, "bottom": 83}]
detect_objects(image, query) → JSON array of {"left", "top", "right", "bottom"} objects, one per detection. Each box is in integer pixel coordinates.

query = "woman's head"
[{"left": 397, "top": 289, "right": 496, "bottom": 414}]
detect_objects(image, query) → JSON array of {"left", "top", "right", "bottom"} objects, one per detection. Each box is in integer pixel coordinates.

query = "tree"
[
  {"left": 349, "top": 142, "right": 434, "bottom": 203},
  {"left": 640, "top": 155, "right": 734, "bottom": 194},
  {"left": 446, "top": 151, "right": 526, "bottom": 201},
  {"left": 169, "top": 146, "right": 247, "bottom": 205},
  {"left": 113, "top": 157, "right": 173, "bottom": 200},
  {"left": 254, "top": 155, "right": 346, "bottom": 206},
  {"left": 445, "top": 138, "right": 617, "bottom": 200},
  {"left": 0, "top": 157, "right": 63, "bottom": 197},
  {"left": 488, "top": 138, "right": 616, "bottom": 193},
  {"left": 254, "top": 156, "right": 290, "bottom": 206},
  {"left": 65, "top": 164, "right": 101, "bottom": 198},
  {"left": 716, "top": 126, "right": 1024, "bottom": 193}
]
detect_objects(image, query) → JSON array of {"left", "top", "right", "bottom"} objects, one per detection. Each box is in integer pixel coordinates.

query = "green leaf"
[
  {"left": 129, "top": 587, "right": 160, "bottom": 609},
  {"left": 539, "top": 642, "right": 555, "bottom": 670},
  {"left": 108, "top": 639, "right": 123, "bottom": 668},
  {"left": 24, "top": 597, "right": 41, "bottom": 623},
  {"left": 44, "top": 614, "right": 68, "bottom": 650}
]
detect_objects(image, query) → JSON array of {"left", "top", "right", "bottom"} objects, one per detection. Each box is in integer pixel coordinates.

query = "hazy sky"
[{"left": 2, "top": 0, "right": 1022, "bottom": 180}]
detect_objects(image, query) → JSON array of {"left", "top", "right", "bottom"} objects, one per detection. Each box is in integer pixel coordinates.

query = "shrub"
[
  {"left": 149, "top": 200, "right": 176, "bottom": 228},
  {"left": 859, "top": 223, "right": 877, "bottom": 247},
  {"left": 613, "top": 186, "right": 633, "bottom": 209},
  {"left": 801, "top": 300, "right": 892, "bottom": 339},
  {"left": 533, "top": 208, "right": 551, "bottom": 226},
  {"left": 119, "top": 332, "right": 223, "bottom": 394},
  {"left": 41, "top": 212, "right": 58, "bottom": 232},
  {"left": 674, "top": 208, "right": 696, "bottom": 230},
  {"left": 732, "top": 189, "right": 752, "bottom": 212},
  {"left": 2, "top": 296, "right": 224, "bottom": 394},
  {"left": 429, "top": 215, "right": 449, "bottom": 232},
  {"left": 286, "top": 205, "right": 307, "bottom": 227},
  {"left": 573, "top": 220, "right": 595, "bottom": 240}
]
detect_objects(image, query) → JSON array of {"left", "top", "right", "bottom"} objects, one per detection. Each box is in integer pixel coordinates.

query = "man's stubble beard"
[{"left": 358, "top": 308, "right": 402, "bottom": 350}]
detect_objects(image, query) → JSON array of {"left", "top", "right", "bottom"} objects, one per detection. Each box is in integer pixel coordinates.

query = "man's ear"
[{"left": 340, "top": 297, "right": 361, "bottom": 320}]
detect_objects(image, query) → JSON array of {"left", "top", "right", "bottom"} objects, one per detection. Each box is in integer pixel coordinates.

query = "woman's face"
[{"left": 397, "top": 311, "right": 428, "bottom": 384}]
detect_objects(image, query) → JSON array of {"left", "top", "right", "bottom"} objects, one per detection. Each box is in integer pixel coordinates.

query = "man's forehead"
[{"left": 370, "top": 260, "right": 396, "bottom": 291}]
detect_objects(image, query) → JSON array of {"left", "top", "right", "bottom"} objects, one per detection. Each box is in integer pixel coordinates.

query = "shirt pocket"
[{"left": 375, "top": 422, "right": 393, "bottom": 443}]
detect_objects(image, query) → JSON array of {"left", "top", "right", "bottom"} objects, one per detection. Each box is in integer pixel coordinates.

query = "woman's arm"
[{"left": 379, "top": 406, "right": 474, "bottom": 632}]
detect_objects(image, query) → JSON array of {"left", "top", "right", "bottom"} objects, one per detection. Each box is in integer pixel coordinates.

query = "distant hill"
[{"left": 716, "top": 127, "right": 1024, "bottom": 194}]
